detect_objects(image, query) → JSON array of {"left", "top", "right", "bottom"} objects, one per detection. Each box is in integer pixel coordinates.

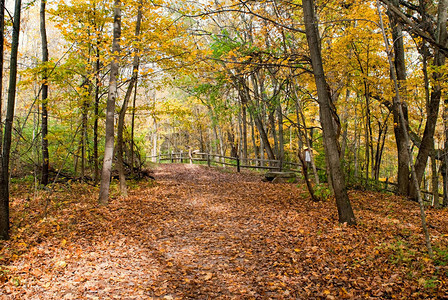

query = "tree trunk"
[
  {"left": 81, "top": 95, "right": 89, "bottom": 180},
  {"left": 253, "top": 113, "right": 275, "bottom": 161},
  {"left": 303, "top": 0, "right": 356, "bottom": 224},
  {"left": 242, "top": 104, "right": 247, "bottom": 163},
  {"left": 269, "top": 109, "right": 278, "bottom": 158},
  {"left": 374, "top": 121, "right": 388, "bottom": 180},
  {"left": 116, "top": 3, "right": 142, "bottom": 197},
  {"left": 0, "top": 0, "right": 4, "bottom": 158},
  {"left": 40, "top": 0, "right": 49, "bottom": 186},
  {"left": 0, "top": 0, "right": 21, "bottom": 239},
  {"left": 249, "top": 73, "right": 275, "bottom": 161},
  {"left": 294, "top": 89, "right": 320, "bottom": 185},
  {"left": 377, "top": 0, "right": 433, "bottom": 256},
  {"left": 388, "top": 1, "right": 410, "bottom": 196},
  {"left": 364, "top": 85, "right": 371, "bottom": 184},
  {"left": 443, "top": 98, "right": 448, "bottom": 207},
  {"left": 93, "top": 43, "right": 101, "bottom": 185},
  {"left": 410, "top": 0, "right": 448, "bottom": 199},
  {"left": 431, "top": 151, "right": 439, "bottom": 207},
  {"left": 99, "top": 0, "right": 121, "bottom": 205},
  {"left": 277, "top": 101, "right": 284, "bottom": 164},
  {"left": 250, "top": 114, "right": 258, "bottom": 161},
  {"left": 442, "top": 160, "right": 448, "bottom": 207},
  {"left": 130, "top": 75, "right": 138, "bottom": 169}
]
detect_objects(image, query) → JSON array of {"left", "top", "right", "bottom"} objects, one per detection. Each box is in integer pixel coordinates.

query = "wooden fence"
[
  {"left": 148, "top": 151, "right": 438, "bottom": 203},
  {"left": 148, "top": 151, "right": 302, "bottom": 173}
]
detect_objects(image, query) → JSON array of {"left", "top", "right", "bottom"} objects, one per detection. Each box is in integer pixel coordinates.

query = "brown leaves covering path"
[{"left": 1, "top": 163, "right": 448, "bottom": 299}]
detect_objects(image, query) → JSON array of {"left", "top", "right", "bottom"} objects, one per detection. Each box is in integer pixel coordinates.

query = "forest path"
[{"left": 1, "top": 164, "right": 448, "bottom": 299}]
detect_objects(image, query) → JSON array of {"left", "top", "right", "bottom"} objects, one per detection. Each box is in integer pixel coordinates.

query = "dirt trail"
[{"left": 1, "top": 164, "right": 447, "bottom": 299}]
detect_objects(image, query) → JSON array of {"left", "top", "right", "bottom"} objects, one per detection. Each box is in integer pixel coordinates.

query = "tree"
[
  {"left": 0, "top": 0, "right": 22, "bottom": 239},
  {"left": 99, "top": 0, "right": 121, "bottom": 205},
  {"left": 377, "top": 0, "right": 433, "bottom": 257},
  {"left": 40, "top": 0, "right": 50, "bottom": 186},
  {"left": 381, "top": 0, "right": 448, "bottom": 200},
  {"left": 302, "top": 0, "right": 356, "bottom": 224},
  {"left": 0, "top": 0, "right": 5, "bottom": 239},
  {"left": 116, "top": 2, "right": 142, "bottom": 197}
]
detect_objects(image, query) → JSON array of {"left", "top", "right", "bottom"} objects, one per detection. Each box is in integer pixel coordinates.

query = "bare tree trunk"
[
  {"left": 152, "top": 120, "right": 157, "bottom": 161},
  {"left": 387, "top": 0, "right": 410, "bottom": 196},
  {"left": 410, "top": 0, "right": 448, "bottom": 199},
  {"left": 81, "top": 97, "right": 89, "bottom": 179},
  {"left": 242, "top": 104, "right": 247, "bottom": 163},
  {"left": 250, "top": 114, "right": 258, "bottom": 161},
  {"left": 93, "top": 43, "right": 101, "bottom": 185},
  {"left": 253, "top": 114, "right": 275, "bottom": 160},
  {"left": 250, "top": 74, "right": 275, "bottom": 161},
  {"left": 443, "top": 100, "right": 448, "bottom": 207},
  {"left": 303, "top": 0, "right": 356, "bottom": 224},
  {"left": 364, "top": 91, "right": 371, "bottom": 184},
  {"left": 0, "top": 0, "right": 21, "bottom": 239},
  {"left": 269, "top": 109, "right": 278, "bottom": 158},
  {"left": 116, "top": 3, "right": 142, "bottom": 197},
  {"left": 431, "top": 151, "right": 439, "bottom": 207},
  {"left": 293, "top": 88, "right": 319, "bottom": 185},
  {"left": 130, "top": 76, "right": 138, "bottom": 168},
  {"left": 277, "top": 101, "right": 284, "bottom": 164},
  {"left": 40, "top": 0, "right": 49, "bottom": 186},
  {"left": 373, "top": 118, "right": 389, "bottom": 180},
  {"left": 99, "top": 0, "right": 121, "bottom": 205},
  {"left": 377, "top": 0, "right": 433, "bottom": 257}
]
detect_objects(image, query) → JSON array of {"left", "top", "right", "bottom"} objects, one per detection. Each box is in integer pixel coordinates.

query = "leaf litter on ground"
[{"left": 1, "top": 163, "right": 447, "bottom": 299}]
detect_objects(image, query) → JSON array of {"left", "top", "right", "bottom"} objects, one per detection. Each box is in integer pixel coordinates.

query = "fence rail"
[
  {"left": 148, "top": 151, "right": 302, "bottom": 173},
  {"left": 148, "top": 151, "right": 438, "bottom": 203}
]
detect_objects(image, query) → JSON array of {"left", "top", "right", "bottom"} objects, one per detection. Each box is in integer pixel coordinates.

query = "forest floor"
[{"left": 1, "top": 163, "right": 448, "bottom": 299}]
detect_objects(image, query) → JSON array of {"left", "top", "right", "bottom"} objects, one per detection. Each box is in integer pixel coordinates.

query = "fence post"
[
  {"left": 207, "top": 153, "right": 211, "bottom": 167},
  {"left": 171, "top": 151, "right": 173, "bottom": 163},
  {"left": 236, "top": 155, "right": 240, "bottom": 172},
  {"left": 189, "top": 148, "right": 192, "bottom": 164},
  {"left": 279, "top": 159, "right": 283, "bottom": 172},
  {"left": 157, "top": 153, "right": 160, "bottom": 163},
  {"left": 180, "top": 150, "right": 183, "bottom": 163}
]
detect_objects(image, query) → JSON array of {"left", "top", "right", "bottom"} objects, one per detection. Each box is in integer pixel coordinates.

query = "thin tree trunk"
[
  {"left": 294, "top": 89, "right": 320, "bottom": 185},
  {"left": 93, "top": 43, "right": 101, "bottom": 185},
  {"left": 250, "top": 114, "right": 258, "bottom": 161},
  {"left": 277, "top": 101, "right": 284, "bottom": 164},
  {"left": 130, "top": 76, "right": 138, "bottom": 169},
  {"left": 387, "top": 0, "right": 410, "bottom": 196},
  {"left": 377, "top": 0, "right": 433, "bottom": 257},
  {"left": 443, "top": 99, "right": 448, "bottom": 207},
  {"left": 303, "top": 0, "right": 356, "bottom": 224},
  {"left": 431, "top": 151, "right": 439, "bottom": 207},
  {"left": 99, "top": 0, "right": 121, "bottom": 205},
  {"left": 253, "top": 114, "right": 275, "bottom": 160},
  {"left": 0, "top": 0, "right": 21, "bottom": 239},
  {"left": 242, "top": 104, "right": 247, "bottom": 163},
  {"left": 250, "top": 74, "right": 275, "bottom": 161},
  {"left": 40, "top": 0, "right": 49, "bottom": 186},
  {"left": 81, "top": 97, "right": 89, "bottom": 179},
  {"left": 152, "top": 120, "right": 157, "bottom": 161},
  {"left": 116, "top": 3, "right": 142, "bottom": 197},
  {"left": 269, "top": 109, "right": 278, "bottom": 158},
  {"left": 410, "top": 0, "right": 448, "bottom": 199},
  {"left": 364, "top": 86, "right": 371, "bottom": 184},
  {"left": 374, "top": 121, "right": 388, "bottom": 180}
]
